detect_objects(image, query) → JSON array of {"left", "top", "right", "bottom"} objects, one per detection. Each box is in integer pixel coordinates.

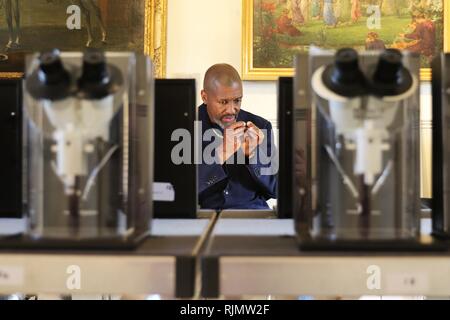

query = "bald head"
[
  {"left": 203, "top": 64, "right": 242, "bottom": 93},
  {"left": 201, "top": 64, "right": 243, "bottom": 128}
]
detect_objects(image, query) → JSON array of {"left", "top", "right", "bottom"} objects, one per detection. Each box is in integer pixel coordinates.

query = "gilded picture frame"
[
  {"left": 147, "top": 0, "right": 167, "bottom": 78},
  {"left": 0, "top": 0, "right": 167, "bottom": 79},
  {"left": 243, "top": 0, "right": 449, "bottom": 81}
]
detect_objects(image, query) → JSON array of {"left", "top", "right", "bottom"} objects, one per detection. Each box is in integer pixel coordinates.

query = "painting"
[
  {"left": 0, "top": 0, "right": 167, "bottom": 78},
  {"left": 243, "top": 0, "right": 449, "bottom": 80}
]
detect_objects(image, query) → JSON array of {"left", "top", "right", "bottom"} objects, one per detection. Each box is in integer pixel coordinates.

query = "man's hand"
[
  {"left": 242, "top": 121, "right": 265, "bottom": 159},
  {"left": 217, "top": 121, "right": 246, "bottom": 164}
]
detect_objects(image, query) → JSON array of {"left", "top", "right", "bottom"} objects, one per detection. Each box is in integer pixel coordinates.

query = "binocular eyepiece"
[
  {"left": 78, "top": 49, "right": 123, "bottom": 100},
  {"left": 371, "top": 49, "right": 414, "bottom": 96},
  {"left": 322, "top": 48, "right": 414, "bottom": 98},
  {"left": 27, "top": 48, "right": 123, "bottom": 101},
  {"left": 26, "top": 49, "right": 72, "bottom": 101},
  {"left": 323, "top": 48, "right": 367, "bottom": 97}
]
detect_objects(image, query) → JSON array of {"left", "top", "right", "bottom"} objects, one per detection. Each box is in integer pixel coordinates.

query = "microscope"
[
  {"left": 1, "top": 49, "right": 154, "bottom": 249},
  {"left": 293, "top": 48, "right": 430, "bottom": 250}
]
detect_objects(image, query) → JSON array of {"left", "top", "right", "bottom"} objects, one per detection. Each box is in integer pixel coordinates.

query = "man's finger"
[
  {"left": 247, "top": 127, "right": 263, "bottom": 140},
  {"left": 233, "top": 128, "right": 246, "bottom": 137},
  {"left": 246, "top": 121, "right": 256, "bottom": 128},
  {"left": 225, "top": 126, "right": 245, "bottom": 136},
  {"left": 230, "top": 121, "right": 246, "bottom": 130},
  {"left": 246, "top": 129, "right": 258, "bottom": 139},
  {"left": 247, "top": 126, "right": 259, "bottom": 134}
]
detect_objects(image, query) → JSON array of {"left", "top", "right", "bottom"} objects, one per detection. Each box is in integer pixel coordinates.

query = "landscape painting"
[
  {"left": 0, "top": 0, "right": 167, "bottom": 77},
  {"left": 243, "top": 0, "right": 446, "bottom": 80}
]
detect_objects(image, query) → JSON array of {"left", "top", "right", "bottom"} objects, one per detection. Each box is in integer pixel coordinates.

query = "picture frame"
[
  {"left": 242, "top": 0, "right": 449, "bottom": 81},
  {"left": 147, "top": 0, "right": 168, "bottom": 78},
  {"left": 0, "top": 0, "right": 167, "bottom": 78}
]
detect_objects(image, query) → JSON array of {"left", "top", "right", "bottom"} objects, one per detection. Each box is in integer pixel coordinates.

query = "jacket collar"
[{"left": 199, "top": 104, "right": 223, "bottom": 132}]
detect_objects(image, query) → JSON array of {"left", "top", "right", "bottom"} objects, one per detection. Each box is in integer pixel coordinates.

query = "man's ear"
[{"left": 201, "top": 90, "right": 208, "bottom": 105}]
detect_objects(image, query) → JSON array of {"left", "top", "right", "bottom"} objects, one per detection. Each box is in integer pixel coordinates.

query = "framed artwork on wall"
[
  {"left": 242, "top": 0, "right": 449, "bottom": 81},
  {"left": 0, "top": 0, "right": 167, "bottom": 78}
]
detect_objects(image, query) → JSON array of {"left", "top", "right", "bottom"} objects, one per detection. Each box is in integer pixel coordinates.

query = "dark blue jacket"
[{"left": 198, "top": 104, "right": 278, "bottom": 210}]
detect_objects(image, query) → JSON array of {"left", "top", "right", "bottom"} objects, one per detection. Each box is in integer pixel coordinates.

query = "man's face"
[{"left": 202, "top": 82, "right": 243, "bottom": 129}]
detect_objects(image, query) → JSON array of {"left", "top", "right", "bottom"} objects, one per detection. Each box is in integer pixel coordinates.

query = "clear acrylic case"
[
  {"left": 294, "top": 49, "right": 422, "bottom": 246},
  {"left": 21, "top": 50, "right": 154, "bottom": 247}
]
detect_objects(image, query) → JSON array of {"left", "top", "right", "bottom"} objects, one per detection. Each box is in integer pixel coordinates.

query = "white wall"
[
  {"left": 166, "top": 0, "right": 432, "bottom": 197},
  {"left": 166, "top": 0, "right": 278, "bottom": 125}
]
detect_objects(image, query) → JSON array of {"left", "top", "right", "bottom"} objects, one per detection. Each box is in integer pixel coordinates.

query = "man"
[{"left": 198, "top": 64, "right": 277, "bottom": 210}]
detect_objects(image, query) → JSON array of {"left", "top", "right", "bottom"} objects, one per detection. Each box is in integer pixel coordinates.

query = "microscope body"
[{"left": 294, "top": 49, "right": 421, "bottom": 246}]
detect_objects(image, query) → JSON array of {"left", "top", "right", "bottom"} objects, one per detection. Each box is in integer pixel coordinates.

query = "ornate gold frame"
[
  {"left": 0, "top": 0, "right": 167, "bottom": 79},
  {"left": 242, "top": 0, "right": 449, "bottom": 81},
  {"left": 146, "top": 0, "right": 167, "bottom": 78}
]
